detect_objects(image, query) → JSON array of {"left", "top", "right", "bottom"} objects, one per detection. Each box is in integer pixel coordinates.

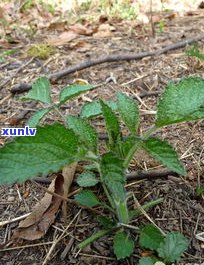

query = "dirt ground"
[{"left": 0, "top": 5, "right": 204, "bottom": 265}]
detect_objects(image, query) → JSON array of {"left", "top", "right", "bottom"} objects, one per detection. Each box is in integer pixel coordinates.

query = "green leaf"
[
  {"left": 20, "top": 77, "right": 52, "bottom": 104},
  {"left": 196, "top": 185, "right": 204, "bottom": 195},
  {"left": 80, "top": 100, "right": 117, "bottom": 119},
  {"left": 74, "top": 190, "right": 100, "bottom": 207},
  {"left": 76, "top": 171, "right": 99, "bottom": 187},
  {"left": 113, "top": 231, "right": 134, "bottom": 260},
  {"left": 97, "top": 216, "right": 115, "bottom": 229},
  {"left": 139, "top": 224, "right": 164, "bottom": 251},
  {"left": 100, "top": 100, "right": 121, "bottom": 149},
  {"left": 59, "top": 84, "right": 96, "bottom": 104},
  {"left": 27, "top": 108, "right": 51, "bottom": 127},
  {"left": 67, "top": 116, "right": 98, "bottom": 154},
  {"left": 117, "top": 92, "right": 139, "bottom": 134},
  {"left": 142, "top": 137, "right": 186, "bottom": 176},
  {"left": 156, "top": 77, "right": 204, "bottom": 127},
  {"left": 157, "top": 232, "right": 188, "bottom": 263},
  {"left": 0, "top": 124, "right": 79, "bottom": 184},
  {"left": 138, "top": 257, "right": 155, "bottom": 265},
  {"left": 101, "top": 152, "right": 126, "bottom": 201},
  {"left": 185, "top": 45, "right": 204, "bottom": 60}
]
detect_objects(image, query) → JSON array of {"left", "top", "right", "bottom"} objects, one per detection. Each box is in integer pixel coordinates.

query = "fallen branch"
[
  {"left": 11, "top": 35, "right": 204, "bottom": 94},
  {"left": 33, "top": 169, "right": 178, "bottom": 184},
  {"left": 126, "top": 169, "right": 178, "bottom": 181}
]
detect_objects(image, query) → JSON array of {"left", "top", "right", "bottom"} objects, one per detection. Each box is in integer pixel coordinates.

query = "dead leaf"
[
  {"left": 62, "top": 163, "right": 77, "bottom": 218},
  {"left": 48, "top": 21, "right": 68, "bottom": 31},
  {"left": 11, "top": 175, "right": 64, "bottom": 241},
  {"left": 47, "top": 31, "right": 77, "bottom": 46},
  {"left": 69, "top": 23, "right": 93, "bottom": 36},
  {"left": 93, "top": 23, "right": 116, "bottom": 37},
  {"left": 69, "top": 40, "right": 91, "bottom": 51}
]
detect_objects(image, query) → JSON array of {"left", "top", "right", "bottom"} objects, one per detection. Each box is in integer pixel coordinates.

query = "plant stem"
[
  {"left": 53, "top": 105, "right": 67, "bottom": 126},
  {"left": 115, "top": 199, "right": 129, "bottom": 224},
  {"left": 96, "top": 163, "right": 116, "bottom": 210},
  {"left": 79, "top": 228, "right": 114, "bottom": 249},
  {"left": 130, "top": 198, "right": 163, "bottom": 220},
  {"left": 123, "top": 143, "right": 140, "bottom": 169},
  {"left": 141, "top": 126, "right": 158, "bottom": 140}
]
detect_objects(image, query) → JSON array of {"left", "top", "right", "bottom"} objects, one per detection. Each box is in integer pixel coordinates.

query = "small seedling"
[
  {"left": 185, "top": 45, "right": 204, "bottom": 60},
  {"left": 1, "top": 75, "right": 204, "bottom": 259},
  {"left": 27, "top": 44, "right": 54, "bottom": 59}
]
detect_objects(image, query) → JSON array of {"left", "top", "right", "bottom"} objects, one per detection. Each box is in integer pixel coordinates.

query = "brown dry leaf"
[
  {"left": 69, "top": 23, "right": 93, "bottom": 36},
  {"left": 69, "top": 40, "right": 91, "bottom": 51},
  {"left": 47, "top": 31, "right": 77, "bottom": 46},
  {"left": 48, "top": 21, "right": 68, "bottom": 31},
  {"left": 12, "top": 175, "right": 64, "bottom": 241},
  {"left": 62, "top": 163, "right": 77, "bottom": 218},
  {"left": 93, "top": 23, "right": 115, "bottom": 38},
  {"left": 152, "top": 15, "right": 162, "bottom": 24}
]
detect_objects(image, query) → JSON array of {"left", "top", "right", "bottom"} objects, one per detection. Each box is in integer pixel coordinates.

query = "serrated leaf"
[
  {"left": 97, "top": 216, "right": 115, "bottom": 229},
  {"left": 156, "top": 77, "right": 204, "bottom": 127},
  {"left": 138, "top": 257, "right": 155, "bottom": 265},
  {"left": 117, "top": 92, "right": 139, "bottom": 134},
  {"left": 0, "top": 124, "right": 79, "bottom": 184},
  {"left": 67, "top": 116, "right": 98, "bottom": 154},
  {"left": 100, "top": 100, "right": 121, "bottom": 149},
  {"left": 113, "top": 231, "right": 134, "bottom": 260},
  {"left": 76, "top": 171, "right": 99, "bottom": 187},
  {"left": 59, "top": 84, "right": 96, "bottom": 104},
  {"left": 139, "top": 224, "right": 164, "bottom": 251},
  {"left": 27, "top": 108, "right": 51, "bottom": 127},
  {"left": 80, "top": 100, "right": 117, "bottom": 119},
  {"left": 101, "top": 152, "right": 126, "bottom": 201},
  {"left": 142, "top": 137, "right": 186, "bottom": 176},
  {"left": 20, "top": 77, "right": 52, "bottom": 104},
  {"left": 158, "top": 232, "right": 188, "bottom": 263},
  {"left": 74, "top": 190, "right": 100, "bottom": 207}
]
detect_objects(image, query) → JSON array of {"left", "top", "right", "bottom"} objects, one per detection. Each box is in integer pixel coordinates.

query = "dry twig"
[{"left": 11, "top": 35, "right": 204, "bottom": 94}]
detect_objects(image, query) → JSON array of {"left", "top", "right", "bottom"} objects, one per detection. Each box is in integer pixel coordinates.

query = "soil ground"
[{"left": 0, "top": 5, "right": 204, "bottom": 265}]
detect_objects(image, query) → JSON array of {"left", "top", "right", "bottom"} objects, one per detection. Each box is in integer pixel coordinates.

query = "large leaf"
[
  {"left": 80, "top": 100, "right": 117, "bottom": 119},
  {"left": 156, "top": 77, "right": 204, "bottom": 127},
  {"left": 20, "top": 77, "right": 52, "bottom": 104},
  {"left": 113, "top": 231, "right": 134, "bottom": 260},
  {"left": 139, "top": 224, "right": 164, "bottom": 251},
  {"left": 157, "top": 232, "right": 188, "bottom": 263},
  {"left": 142, "top": 137, "right": 186, "bottom": 176},
  {"left": 74, "top": 190, "right": 100, "bottom": 207},
  {"left": 27, "top": 108, "right": 51, "bottom": 127},
  {"left": 117, "top": 92, "right": 139, "bottom": 134},
  {"left": 67, "top": 116, "right": 98, "bottom": 154},
  {"left": 59, "top": 84, "right": 96, "bottom": 104},
  {"left": 100, "top": 100, "right": 121, "bottom": 149},
  {"left": 0, "top": 123, "right": 79, "bottom": 184},
  {"left": 101, "top": 152, "right": 126, "bottom": 201}
]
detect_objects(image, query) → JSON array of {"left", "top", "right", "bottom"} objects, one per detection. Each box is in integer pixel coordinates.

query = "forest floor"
[{"left": 0, "top": 2, "right": 204, "bottom": 264}]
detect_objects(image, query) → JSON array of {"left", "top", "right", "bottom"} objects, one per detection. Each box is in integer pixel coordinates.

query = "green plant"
[
  {"left": 185, "top": 45, "right": 204, "bottom": 60},
  {"left": 138, "top": 224, "right": 188, "bottom": 264},
  {"left": 1, "top": 76, "right": 204, "bottom": 259},
  {"left": 27, "top": 44, "right": 54, "bottom": 59},
  {"left": 158, "top": 20, "right": 165, "bottom": 33},
  {"left": 0, "top": 49, "right": 19, "bottom": 63}
]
